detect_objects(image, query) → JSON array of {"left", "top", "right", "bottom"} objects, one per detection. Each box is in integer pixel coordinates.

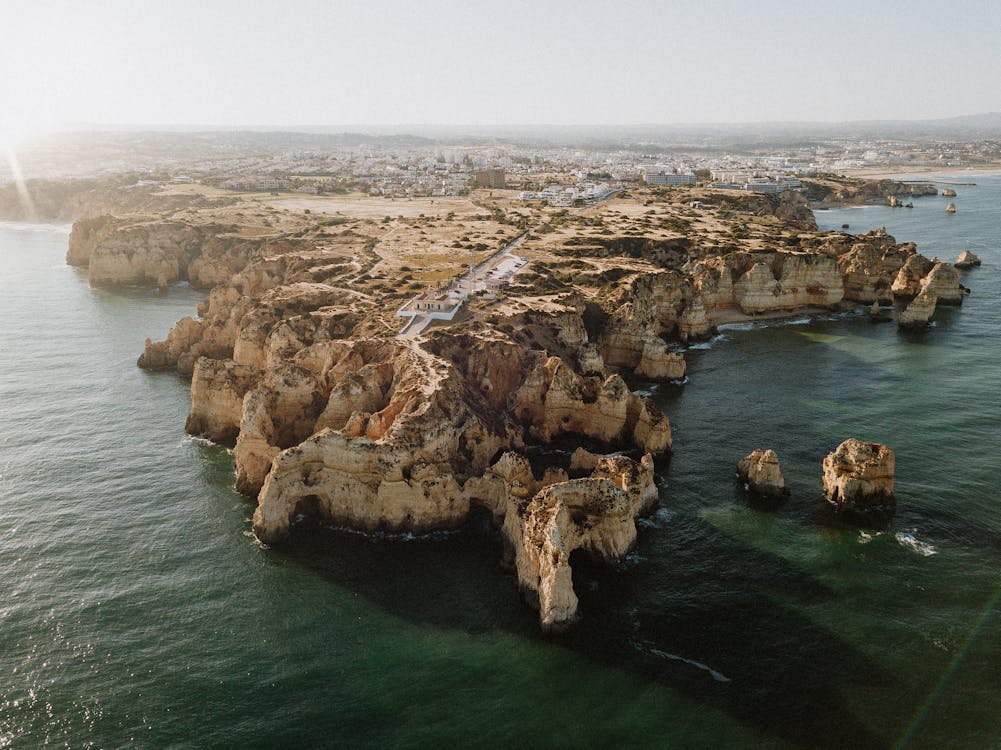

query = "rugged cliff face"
[
  {"left": 501, "top": 454, "right": 656, "bottom": 632},
  {"left": 100, "top": 176, "right": 968, "bottom": 631},
  {"left": 689, "top": 249, "right": 844, "bottom": 314},
  {"left": 822, "top": 439, "right": 895, "bottom": 509}
]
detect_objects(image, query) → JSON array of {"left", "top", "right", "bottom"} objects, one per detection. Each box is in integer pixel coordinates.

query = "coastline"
[{"left": 841, "top": 165, "right": 1001, "bottom": 180}]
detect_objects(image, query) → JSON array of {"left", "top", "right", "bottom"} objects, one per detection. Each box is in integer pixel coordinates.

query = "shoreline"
[{"left": 840, "top": 166, "right": 1001, "bottom": 180}]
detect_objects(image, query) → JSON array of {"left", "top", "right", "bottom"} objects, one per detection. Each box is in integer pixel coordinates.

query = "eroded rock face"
[
  {"left": 736, "top": 449, "right": 785, "bottom": 497},
  {"left": 67, "top": 217, "right": 208, "bottom": 288},
  {"left": 919, "top": 263, "right": 967, "bottom": 305},
  {"left": 822, "top": 439, "right": 895, "bottom": 509},
  {"left": 690, "top": 250, "right": 844, "bottom": 315},
  {"left": 512, "top": 356, "right": 671, "bottom": 455},
  {"left": 498, "top": 452, "right": 656, "bottom": 632},
  {"left": 186, "top": 358, "right": 260, "bottom": 444},
  {"left": 245, "top": 335, "right": 670, "bottom": 544},
  {"left": 836, "top": 236, "right": 913, "bottom": 304},
  {"left": 898, "top": 289, "right": 937, "bottom": 329},
  {"left": 892, "top": 254, "right": 935, "bottom": 299}
]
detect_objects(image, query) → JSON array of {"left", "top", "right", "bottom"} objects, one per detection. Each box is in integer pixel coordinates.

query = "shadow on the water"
[{"left": 279, "top": 511, "right": 890, "bottom": 750}]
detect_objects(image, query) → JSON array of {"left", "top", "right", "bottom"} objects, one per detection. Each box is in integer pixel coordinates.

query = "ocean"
[{"left": 1, "top": 175, "right": 998, "bottom": 749}]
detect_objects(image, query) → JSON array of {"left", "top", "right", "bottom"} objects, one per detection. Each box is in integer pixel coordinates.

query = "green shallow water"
[{"left": 1, "top": 176, "right": 999, "bottom": 749}]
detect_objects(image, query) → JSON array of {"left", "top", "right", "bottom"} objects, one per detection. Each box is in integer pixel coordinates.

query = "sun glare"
[{"left": 0, "top": 119, "right": 41, "bottom": 220}]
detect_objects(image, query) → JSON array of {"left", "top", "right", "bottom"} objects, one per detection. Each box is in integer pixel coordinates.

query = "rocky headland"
[{"left": 46, "top": 175, "right": 971, "bottom": 629}]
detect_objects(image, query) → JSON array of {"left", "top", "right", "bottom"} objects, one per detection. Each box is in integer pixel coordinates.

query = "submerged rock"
[
  {"left": 736, "top": 449, "right": 786, "bottom": 497},
  {"left": 822, "top": 439, "right": 895, "bottom": 509}
]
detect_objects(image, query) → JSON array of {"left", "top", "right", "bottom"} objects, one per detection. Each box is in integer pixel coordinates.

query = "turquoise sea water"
[{"left": 1, "top": 176, "right": 999, "bottom": 749}]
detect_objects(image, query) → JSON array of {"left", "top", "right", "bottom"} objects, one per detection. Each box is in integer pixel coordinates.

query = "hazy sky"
[{"left": 1, "top": 0, "right": 999, "bottom": 132}]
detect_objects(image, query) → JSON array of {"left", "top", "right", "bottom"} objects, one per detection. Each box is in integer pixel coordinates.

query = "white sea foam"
[
  {"left": 895, "top": 531, "right": 937, "bottom": 557},
  {"left": 857, "top": 530, "right": 883, "bottom": 544},
  {"left": 637, "top": 507, "right": 673, "bottom": 529},
  {"left": 687, "top": 334, "right": 728, "bottom": 350}
]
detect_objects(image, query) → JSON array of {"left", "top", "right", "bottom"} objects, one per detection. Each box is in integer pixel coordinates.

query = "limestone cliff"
[{"left": 689, "top": 249, "right": 844, "bottom": 315}]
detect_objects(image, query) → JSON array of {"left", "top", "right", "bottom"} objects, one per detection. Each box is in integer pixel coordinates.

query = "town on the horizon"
[{"left": 3, "top": 125, "right": 1000, "bottom": 201}]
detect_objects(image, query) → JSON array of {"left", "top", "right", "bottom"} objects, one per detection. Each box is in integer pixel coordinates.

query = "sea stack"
[
  {"left": 898, "top": 289, "right": 937, "bottom": 328},
  {"left": 736, "top": 449, "right": 786, "bottom": 497},
  {"left": 954, "top": 250, "right": 982, "bottom": 269},
  {"left": 822, "top": 439, "right": 895, "bottom": 509}
]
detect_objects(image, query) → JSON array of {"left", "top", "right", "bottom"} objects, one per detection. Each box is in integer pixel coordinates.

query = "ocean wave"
[
  {"left": 631, "top": 639, "right": 732, "bottom": 683},
  {"left": 686, "top": 334, "right": 728, "bottom": 350},
  {"left": 895, "top": 531, "right": 938, "bottom": 557},
  {"left": 183, "top": 435, "right": 234, "bottom": 454}
]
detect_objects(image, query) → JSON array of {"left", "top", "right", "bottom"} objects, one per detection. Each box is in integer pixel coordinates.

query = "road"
[{"left": 396, "top": 188, "right": 623, "bottom": 338}]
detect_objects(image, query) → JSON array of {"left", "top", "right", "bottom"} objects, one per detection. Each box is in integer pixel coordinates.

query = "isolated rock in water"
[
  {"left": 822, "top": 438, "right": 895, "bottom": 508},
  {"left": 954, "top": 250, "right": 981, "bottom": 269},
  {"left": 941, "top": 188, "right": 957, "bottom": 197},
  {"left": 898, "top": 289, "right": 937, "bottom": 329},
  {"left": 945, "top": 202, "right": 957, "bottom": 213},
  {"left": 736, "top": 449, "right": 786, "bottom": 497}
]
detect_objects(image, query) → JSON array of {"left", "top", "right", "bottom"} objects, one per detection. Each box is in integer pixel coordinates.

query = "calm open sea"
[{"left": 1, "top": 176, "right": 999, "bottom": 749}]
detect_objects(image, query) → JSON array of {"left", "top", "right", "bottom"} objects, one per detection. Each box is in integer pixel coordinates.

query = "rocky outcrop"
[
  {"left": 918, "top": 262, "right": 967, "bottom": 305},
  {"left": 891, "top": 254, "right": 935, "bottom": 299},
  {"left": 246, "top": 332, "right": 671, "bottom": 547},
  {"left": 512, "top": 356, "right": 671, "bottom": 455},
  {"left": 941, "top": 188, "right": 957, "bottom": 197},
  {"left": 635, "top": 338, "right": 686, "bottom": 380},
  {"left": 736, "top": 449, "right": 785, "bottom": 497},
  {"left": 67, "top": 214, "right": 316, "bottom": 291},
  {"left": 836, "top": 235, "right": 913, "bottom": 304},
  {"left": 67, "top": 217, "right": 208, "bottom": 288},
  {"left": 597, "top": 271, "right": 702, "bottom": 377},
  {"left": 898, "top": 289, "right": 938, "bottom": 329},
  {"left": 690, "top": 250, "right": 844, "bottom": 315},
  {"left": 185, "top": 357, "right": 260, "bottom": 443},
  {"left": 677, "top": 295, "right": 714, "bottom": 342},
  {"left": 954, "top": 250, "right": 981, "bottom": 269},
  {"left": 945, "top": 203, "right": 957, "bottom": 213},
  {"left": 498, "top": 452, "right": 656, "bottom": 631},
  {"left": 822, "top": 439, "right": 895, "bottom": 509}
]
